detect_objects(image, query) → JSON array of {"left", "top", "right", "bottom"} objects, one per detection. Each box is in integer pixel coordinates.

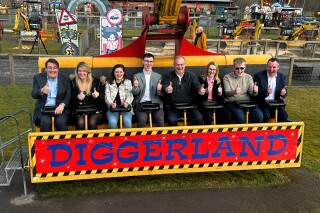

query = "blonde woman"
[
  {"left": 198, "top": 62, "right": 231, "bottom": 124},
  {"left": 71, "top": 62, "right": 106, "bottom": 130}
]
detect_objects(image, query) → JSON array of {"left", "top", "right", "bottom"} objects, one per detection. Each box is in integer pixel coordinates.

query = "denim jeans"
[
  {"left": 106, "top": 111, "right": 132, "bottom": 129},
  {"left": 224, "top": 101, "right": 263, "bottom": 124}
]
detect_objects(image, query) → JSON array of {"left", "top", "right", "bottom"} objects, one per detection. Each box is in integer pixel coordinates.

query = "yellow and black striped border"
[{"left": 28, "top": 122, "right": 304, "bottom": 183}]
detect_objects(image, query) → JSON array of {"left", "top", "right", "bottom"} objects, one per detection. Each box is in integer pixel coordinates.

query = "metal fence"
[{"left": 0, "top": 53, "right": 319, "bottom": 87}]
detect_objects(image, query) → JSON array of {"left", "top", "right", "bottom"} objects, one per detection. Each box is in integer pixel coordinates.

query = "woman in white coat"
[{"left": 105, "top": 64, "right": 133, "bottom": 128}]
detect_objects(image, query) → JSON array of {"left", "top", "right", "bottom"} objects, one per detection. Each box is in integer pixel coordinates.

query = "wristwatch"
[{"left": 60, "top": 103, "right": 66, "bottom": 107}]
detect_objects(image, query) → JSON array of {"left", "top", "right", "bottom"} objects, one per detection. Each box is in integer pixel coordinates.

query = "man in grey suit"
[
  {"left": 132, "top": 53, "right": 164, "bottom": 127},
  {"left": 31, "top": 58, "right": 71, "bottom": 132}
]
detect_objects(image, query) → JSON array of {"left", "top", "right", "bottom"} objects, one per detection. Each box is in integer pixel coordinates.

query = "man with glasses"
[
  {"left": 162, "top": 55, "right": 206, "bottom": 126},
  {"left": 32, "top": 58, "right": 71, "bottom": 132},
  {"left": 253, "top": 57, "right": 288, "bottom": 122},
  {"left": 132, "top": 53, "right": 164, "bottom": 127},
  {"left": 223, "top": 57, "right": 263, "bottom": 124}
]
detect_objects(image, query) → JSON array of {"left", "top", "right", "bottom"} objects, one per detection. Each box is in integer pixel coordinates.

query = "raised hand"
[
  {"left": 280, "top": 85, "right": 287, "bottom": 96},
  {"left": 218, "top": 84, "right": 222, "bottom": 95},
  {"left": 267, "top": 85, "right": 272, "bottom": 94},
  {"left": 133, "top": 76, "right": 139, "bottom": 88},
  {"left": 123, "top": 99, "right": 129, "bottom": 108},
  {"left": 92, "top": 88, "right": 99, "bottom": 98},
  {"left": 111, "top": 100, "right": 117, "bottom": 109},
  {"left": 77, "top": 91, "right": 85, "bottom": 100},
  {"left": 41, "top": 82, "right": 50, "bottom": 95},
  {"left": 166, "top": 81, "right": 173, "bottom": 93},
  {"left": 253, "top": 82, "right": 258, "bottom": 93},
  {"left": 199, "top": 84, "right": 206, "bottom": 95},
  {"left": 157, "top": 79, "right": 162, "bottom": 91},
  {"left": 235, "top": 84, "right": 241, "bottom": 94}
]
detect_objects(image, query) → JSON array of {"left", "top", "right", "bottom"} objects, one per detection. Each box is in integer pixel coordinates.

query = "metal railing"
[
  {"left": 0, "top": 109, "right": 33, "bottom": 196},
  {"left": 78, "top": 25, "right": 97, "bottom": 56}
]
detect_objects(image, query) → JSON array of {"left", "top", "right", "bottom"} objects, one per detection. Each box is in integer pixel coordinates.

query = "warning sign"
[{"left": 59, "top": 8, "right": 77, "bottom": 25}]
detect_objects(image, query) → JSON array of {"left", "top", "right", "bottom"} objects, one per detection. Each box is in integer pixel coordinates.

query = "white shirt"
[
  {"left": 265, "top": 73, "right": 277, "bottom": 100},
  {"left": 176, "top": 72, "right": 184, "bottom": 84},
  {"left": 140, "top": 69, "right": 151, "bottom": 102}
]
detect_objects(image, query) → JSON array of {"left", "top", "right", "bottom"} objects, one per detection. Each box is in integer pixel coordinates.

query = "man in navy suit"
[
  {"left": 31, "top": 58, "right": 71, "bottom": 131},
  {"left": 253, "top": 58, "right": 288, "bottom": 122}
]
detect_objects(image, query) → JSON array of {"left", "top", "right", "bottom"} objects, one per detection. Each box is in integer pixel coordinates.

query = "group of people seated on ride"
[{"left": 31, "top": 54, "right": 288, "bottom": 132}]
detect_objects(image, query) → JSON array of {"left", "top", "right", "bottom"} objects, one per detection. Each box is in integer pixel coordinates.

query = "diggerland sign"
[{"left": 28, "top": 122, "right": 304, "bottom": 182}]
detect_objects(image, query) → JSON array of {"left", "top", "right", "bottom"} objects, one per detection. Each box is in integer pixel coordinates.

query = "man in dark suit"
[
  {"left": 253, "top": 58, "right": 288, "bottom": 122},
  {"left": 132, "top": 53, "right": 164, "bottom": 127},
  {"left": 162, "top": 55, "right": 206, "bottom": 126},
  {"left": 31, "top": 58, "right": 71, "bottom": 131}
]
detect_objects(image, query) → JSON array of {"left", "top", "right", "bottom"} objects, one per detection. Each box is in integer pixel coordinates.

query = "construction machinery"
[
  {"left": 280, "top": 21, "right": 320, "bottom": 41},
  {"left": 223, "top": 19, "right": 262, "bottom": 40},
  {"left": 12, "top": 8, "right": 32, "bottom": 32},
  {"left": 0, "top": 4, "right": 8, "bottom": 14}
]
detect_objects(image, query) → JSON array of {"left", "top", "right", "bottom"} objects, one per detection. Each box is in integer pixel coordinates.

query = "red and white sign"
[{"left": 58, "top": 8, "right": 77, "bottom": 25}]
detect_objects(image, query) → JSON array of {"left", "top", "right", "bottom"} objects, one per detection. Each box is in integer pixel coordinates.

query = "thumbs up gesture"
[
  {"left": 280, "top": 86, "right": 287, "bottom": 96},
  {"left": 218, "top": 84, "right": 222, "bottom": 95},
  {"left": 111, "top": 100, "right": 117, "bottom": 109},
  {"left": 92, "top": 88, "right": 99, "bottom": 98},
  {"left": 123, "top": 99, "right": 129, "bottom": 108},
  {"left": 166, "top": 81, "right": 173, "bottom": 93},
  {"left": 41, "top": 82, "right": 50, "bottom": 95},
  {"left": 235, "top": 84, "right": 241, "bottom": 94},
  {"left": 267, "top": 85, "right": 272, "bottom": 94},
  {"left": 253, "top": 82, "right": 258, "bottom": 93},
  {"left": 77, "top": 91, "right": 85, "bottom": 100},
  {"left": 133, "top": 76, "right": 139, "bottom": 88},
  {"left": 157, "top": 79, "right": 162, "bottom": 91},
  {"left": 199, "top": 84, "right": 206, "bottom": 95}
]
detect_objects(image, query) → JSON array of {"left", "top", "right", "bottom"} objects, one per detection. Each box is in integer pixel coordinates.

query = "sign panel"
[
  {"left": 28, "top": 122, "right": 304, "bottom": 183},
  {"left": 59, "top": 8, "right": 77, "bottom": 25},
  {"left": 55, "top": 9, "right": 78, "bottom": 55},
  {"left": 100, "top": 9, "right": 123, "bottom": 55}
]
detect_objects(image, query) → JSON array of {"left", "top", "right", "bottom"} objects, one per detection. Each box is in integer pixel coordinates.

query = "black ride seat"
[
  {"left": 139, "top": 103, "right": 160, "bottom": 127},
  {"left": 266, "top": 99, "right": 286, "bottom": 123},
  {"left": 174, "top": 103, "right": 196, "bottom": 126},
  {"left": 201, "top": 101, "right": 224, "bottom": 125},
  {"left": 236, "top": 100, "right": 257, "bottom": 124}
]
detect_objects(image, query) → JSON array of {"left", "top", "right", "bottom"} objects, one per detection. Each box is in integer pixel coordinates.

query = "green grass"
[{"left": 0, "top": 86, "right": 319, "bottom": 197}]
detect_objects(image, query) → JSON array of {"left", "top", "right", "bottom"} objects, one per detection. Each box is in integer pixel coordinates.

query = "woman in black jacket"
[
  {"left": 70, "top": 62, "right": 106, "bottom": 130},
  {"left": 198, "top": 62, "right": 231, "bottom": 125}
]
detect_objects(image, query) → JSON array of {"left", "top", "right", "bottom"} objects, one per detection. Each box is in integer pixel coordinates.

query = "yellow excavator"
[
  {"left": 279, "top": 21, "right": 320, "bottom": 50},
  {"left": 223, "top": 19, "right": 262, "bottom": 40},
  {"left": 280, "top": 22, "right": 320, "bottom": 41},
  {"left": 12, "top": 8, "right": 31, "bottom": 32}
]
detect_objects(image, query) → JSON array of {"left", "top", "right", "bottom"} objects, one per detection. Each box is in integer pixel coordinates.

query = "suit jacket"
[
  {"left": 31, "top": 72, "right": 71, "bottom": 122},
  {"left": 253, "top": 70, "right": 287, "bottom": 104},
  {"left": 132, "top": 71, "right": 163, "bottom": 108},
  {"left": 162, "top": 70, "right": 201, "bottom": 106}
]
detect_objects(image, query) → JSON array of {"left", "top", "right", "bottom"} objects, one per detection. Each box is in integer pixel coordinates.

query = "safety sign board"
[{"left": 59, "top": 8, "right": 77, "bottom": 25}]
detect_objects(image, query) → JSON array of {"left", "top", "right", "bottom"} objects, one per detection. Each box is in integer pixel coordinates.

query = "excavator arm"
[
  {"left": 12, "top": 9, "right": 30, "bottom": 32},
  {"left": 287, "top": 22, "right": 320, "bottom": 40}
]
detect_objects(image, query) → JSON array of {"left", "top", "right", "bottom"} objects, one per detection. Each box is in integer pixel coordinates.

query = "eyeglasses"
[
  {"left": 235, "top": 67, "right": 245, "bottom": 70},
  {"left": 47, "top": 66, "right": 58, "bottom": 70},
  {"left": 144, "top": 60, "right": 154, "bottom": 63}
]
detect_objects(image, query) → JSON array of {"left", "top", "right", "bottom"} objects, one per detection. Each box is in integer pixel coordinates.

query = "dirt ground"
[{"left": 1, "top": 167, "right": 320, "bottom": 213}]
